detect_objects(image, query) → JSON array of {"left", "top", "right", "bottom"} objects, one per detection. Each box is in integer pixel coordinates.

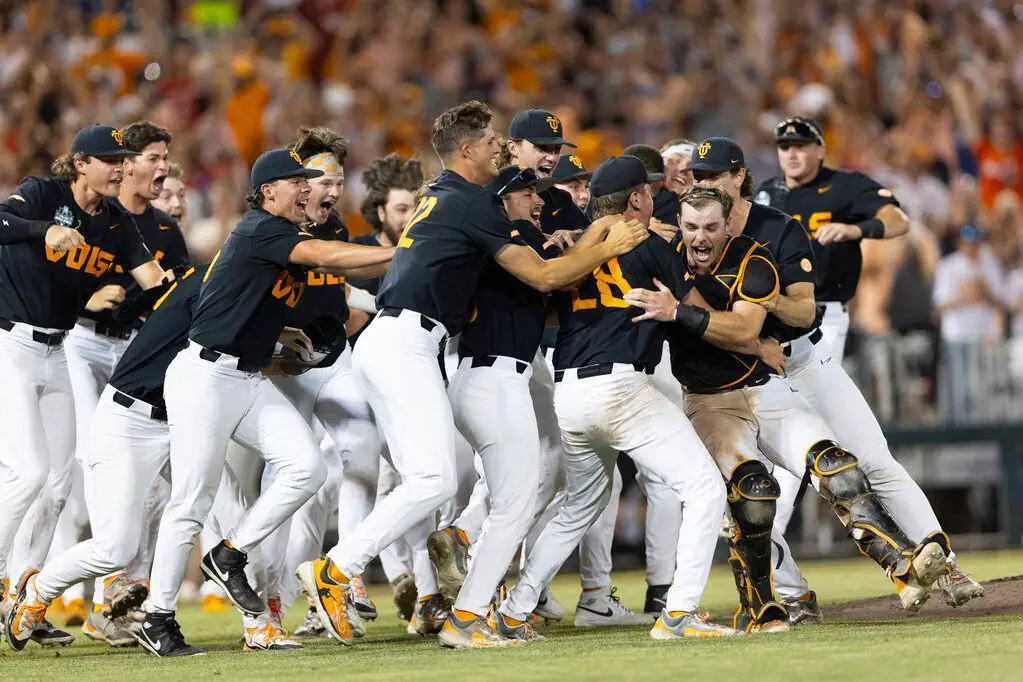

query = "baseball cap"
[
  {"left": 486, "top": 165, "right": 555, "bottom": 196},
  {"left": 960, "top": 224, "right": 984, "bottom": 243},
  {"left": 71, "top": 124, "right": 140, "bottom": 159},
  {"left": 551, "top": 154, "right": 592, "bottom": 183},
  {"left": 508, "top": 109, "right": 576, "bottom": 148},
  {"left": 774, "top": 116, "right": 825, "bottom": 145},
  {"left": 690, "top": 137, "right": 745, "bottom": 173},
  {"left": 589, "top": 155, "right": 664, "bottom": 198},
  {"left": 250, "top": 148, "right": 324, "bottom": 188}
]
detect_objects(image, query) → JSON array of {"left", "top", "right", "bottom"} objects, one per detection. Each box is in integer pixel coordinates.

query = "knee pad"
[{"left": 726, "top": 460, "right": 786, "bottom": 629}]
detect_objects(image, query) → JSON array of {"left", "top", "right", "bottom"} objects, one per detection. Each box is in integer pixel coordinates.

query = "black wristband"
[
  {"left": 674, "top": 302, "right": 710, "bottom": 336},
  {"left": 856, "top": 218, "right": 884, "bottom": 239},
  {"left": 28, "top": 221, "right": 50, "bottom": 239}
]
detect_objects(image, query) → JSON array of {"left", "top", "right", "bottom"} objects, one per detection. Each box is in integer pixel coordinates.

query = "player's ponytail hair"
[{"left": 51, "top": 153, "right": 85, "bottom": 181}]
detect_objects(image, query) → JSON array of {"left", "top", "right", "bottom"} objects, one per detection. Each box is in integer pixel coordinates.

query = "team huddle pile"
[{"left": 0, "top": 101, "right": 987, "bottom": 656}]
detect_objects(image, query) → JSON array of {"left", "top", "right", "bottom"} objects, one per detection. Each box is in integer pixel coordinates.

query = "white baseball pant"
[
  {"left": 147, "top": 342, "right": 326, "bottom": 612},
  {"left": 376, "top": 459, "right": 414, "bottom": 582},
  {"left": 448, "top": 356, "right": 540, "bottom": 615},
  {"left": 502, "top": 367, "right": 725, "bottom": 620},
  {"left": 327, "top": 310, "right": 455, "bottom": 596},
  {"left": 0, "top": 325, "right": 76, "bottom": 584}
]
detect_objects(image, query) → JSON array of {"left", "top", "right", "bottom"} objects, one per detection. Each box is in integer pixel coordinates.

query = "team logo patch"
[
  {"left": 54, "top": 205, "right": 74, "bottom": 227},
  {"left": 569, "top": 155, "right": 583, "bottom": 169},
  {"left": 111, "top": 129, "right": 123, "bottom": 145},
  {"left": 290, "top": 150, "right": 302, "bottom": 165},
  {"left": 878, "top": 188, "right": 893, "bottom": 198},
  {"left": 800, "top": 258, "right": 812, "bottom": 273},
  {"left": 697, "top": 142, "right": 711, "bottom": 158},
  {"left": 546, "top": 116, "right": 560, "bottom": 133},
  {"left": 786, "top": 125, "right": 796, "bottom": 135},
  {"left": 754, "top": 190, "right": 770, "bottom": 207}
]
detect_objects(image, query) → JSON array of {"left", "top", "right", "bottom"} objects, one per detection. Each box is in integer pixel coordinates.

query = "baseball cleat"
[
  {"left": 413, "top": 594, "right": 450, "bottom": 635},
  {"left": 489, "top": 610, "right": 545, "bottom": 642},
  {"left": 407, "top": 614, "right": 417, "bottom": 635},
  {"left": 137, "top": 611, "right": 205, "bottom": 657},
  {"left": 391, "top": 572, "right": 417, "bottom": 622},
  {"left": 438, "top": 610, "right": 521, "bottom": 649},
  {"left": 574, "top": 586, "right": 655, "bottom": 627},
  {"left": 938, "top": 562, "right": 984, "bottom": 607},
  {"left": 534, "top": 587, "right": 565, "bottom": 622},
  {"left": 896, "top": 541, "right": 946, "bottom": 611},
  {"left": 748, "top": 619, "right": 790, "bottom": 634},
  {"left": 201, "top": 540, "right": 265, "bottom": 617},
  {"left": 82, "top": 608, "right": 137, "bottom": 647},
  {"left": 783, "top": 590, "right": 823, "bottom": 625},
  {"left": 294, "top": 605, "right": 326, "bottom": 638},
  {"left": 30, "top": 618, "right": 76, "bottom": 647},
  {"left": 643, "top": 584, "right": 670, "bottom": 615},
  {"left": 296, "top": 558, "right": 353, "bottom": 645},
  {"left": 202, "top": 593, "right": 229, "bottom": 613},
  {"left": 350, "top": 575, "right": 378, "bottom": 621},
  {"left": 427, "top": 528, "right": 470, "bottom": 601},
  {"left": 244, "top": 624, "right": 303, "bottom": 651},
  {"left": 650, "top": 610, "right": 743, "bottom": 640},
  {"left": 105, "top": 575, "right": 149, "bottom": 619},
  {"left": 5, "top": 574, "right": 51, "bottom": 650},
  {"left": 62, "top": 597, "right": 88, "bottom": 626}
]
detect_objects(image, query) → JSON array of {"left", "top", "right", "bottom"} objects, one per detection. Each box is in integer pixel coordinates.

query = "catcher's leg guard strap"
[
  {"left": 807, "top": 440, "right": 916, "bottom": 578},
  {"left": 727, "top": 459, "right": 786, "bottom": 628}
]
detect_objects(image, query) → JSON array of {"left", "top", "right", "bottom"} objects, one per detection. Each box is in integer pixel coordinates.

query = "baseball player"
[
  {"left": 495, "top": 155, "right": 738, "bottom": 641},
  {"left": 0, "top": 124, "right": 169, "bottom": 648},
  {"left": 135, "top": 148, "right": 394, "bottom": 655},
  {"left": 625, "top": 186, "right": 951, "bottom": 632},
  {"left": 552, "top": 153, "right": 592, "bottom": 211},
  {"left": 152, "top": 162, "right": 187, "bottom": 223},
  {"left": 753, "top": 117, "right": 984, "bottom": 614},
  {"left": 660, "top": 139, "right": 695, "bottom": 196},
  {"left": 295, "top": 100, "right": 647, "bottom": 646}
]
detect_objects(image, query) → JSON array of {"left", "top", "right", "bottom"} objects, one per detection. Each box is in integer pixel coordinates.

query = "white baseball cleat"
[{"left": 574, "top": 586, "right": 655, "bottom": 627}]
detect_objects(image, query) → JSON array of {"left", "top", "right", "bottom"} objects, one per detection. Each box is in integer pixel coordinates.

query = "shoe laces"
[
  {"left": 351, "top": 577, "right": 369, "bottom": 601},
  {"left": 156, "top": 614, "right": 188, "bottom": 650},
  {"left": 605, "top": 587, "right": 635, "bottom": 616},
  {"left": 18, "top": 602, "right": 48, "bottom": 634},
  {"left": 250, "top": 624, "right": 275, "bottom": 644},
  {"left": 944, "top": 564, "right": 968, "bottom": 585}
]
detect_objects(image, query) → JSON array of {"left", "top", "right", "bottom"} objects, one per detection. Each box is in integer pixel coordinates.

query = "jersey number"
[
  {"left": 571, "top": 258, "right": 631, "bottom": 311},
  {"left": 792, "top": 211, "right": 832, "bottom": 239},
  {"left": 271, "top": 271, "right": 305, "bottom": 309},
  {"left": 397, "top": 196, "right": 438, "bottom": 249}
]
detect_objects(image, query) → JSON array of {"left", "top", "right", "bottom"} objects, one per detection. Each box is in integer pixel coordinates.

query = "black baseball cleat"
[
  {"left": 137, "top": 611, "right": 205, "bottom": 657},
  {"left": 643, "top": 584, "right": 670, "bottom": 615},
  {"left": 200, "top": 540, "right": 265, "bottom": 617}
]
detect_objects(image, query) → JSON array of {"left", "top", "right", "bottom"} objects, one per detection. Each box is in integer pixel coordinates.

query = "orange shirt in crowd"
[
  {"left": 974, "top": 138, "right": 1023, "bottom": 210},
  {"left": 226, "top": 80, "right": 271, "bottom": 167}
]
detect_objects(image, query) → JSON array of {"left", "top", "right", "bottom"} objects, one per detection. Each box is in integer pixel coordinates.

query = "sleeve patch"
[
  {"left": 878, "top": 188, "right": 893, "bottom": 198},
  {"left": 800, "top": 257, "right": 812, "bottom": 272}
]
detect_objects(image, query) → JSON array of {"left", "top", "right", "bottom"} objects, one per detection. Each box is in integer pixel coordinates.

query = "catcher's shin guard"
[
  {"left": 726, "top": 460, "right": 787, "bottom": 631},
  {"left": 806, "top": 441, "right": 948, "bottom": 583}
]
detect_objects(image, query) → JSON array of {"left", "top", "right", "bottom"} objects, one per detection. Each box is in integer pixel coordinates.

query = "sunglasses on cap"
[
  {"left": 497, "top": 166, "right": 540, "bottom": 196},
  {"left": 773, "top": 116, "right": 825, "bottom": 145}
]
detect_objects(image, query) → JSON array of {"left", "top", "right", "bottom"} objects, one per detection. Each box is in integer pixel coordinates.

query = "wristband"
[
  {"left": 29, "top": 221, "right": 50, "bottom": 239},
  {"left": 856, "top": 218, "right": 884, "bottom": 239},
  {"left": 674, "top": 302, "right": 710, "bottom": 336}
]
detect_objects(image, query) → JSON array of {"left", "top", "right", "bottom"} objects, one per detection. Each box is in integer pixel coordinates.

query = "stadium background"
[{"left": 1, "top": 0, "right": 1021, "bottom": 564}]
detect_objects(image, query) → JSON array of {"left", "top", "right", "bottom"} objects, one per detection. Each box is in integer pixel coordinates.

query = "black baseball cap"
[
  {"left": 250, "top": 148, "right": 324, "bottom": 188},
  {"left": 486, "top": 165, "right": 555, "bottom": 196},
  {"left": 774, "top": 116, "right": 824, "bottom": 145},
  {"left": 589, "top": 155, "right": 664, "bottom": 198},
  {"left": 690, "top": 137, "right": 745, "bottom": 173},
  {"left": 71, "top": 124, "right": 140, "bottom": 159},
  {"left": 551, "top": 154, "right": 592, "bottom": 183},
  {"left": 508, "top": 109, "right": 576, "bottom": 147}
]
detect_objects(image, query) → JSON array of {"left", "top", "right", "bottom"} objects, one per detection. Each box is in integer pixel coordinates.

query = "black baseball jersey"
[
  {"left": 375, "top": 170, "right": 524, "bottom": 335},
  {"left": 346, "top": 231, "right": 385, "bottom": 295},
  {"left": 539, "top": 186, "right": 589, "bottom": 233},
  {"left": 289, "top": 213, "right": 350, "bottom": 369},
  {"left": 109, "top": 264, "right": 206, "bottom": 408},
  {"left": 653, "top": 190, "right": 680, "bottom": 226},
  {"left": 190, "top": 209, "right": 313, "bottom": 367},
  {"left": 667, "top": 235, "right": 779, "bottom": 392},
  {"left": 754, "top": 167, "right": 898, "bottom": 303},
  {"left": 459, "top": 219, "right": 558, "bottom": 363},
  {"left": 81, "top": 202, "right": 190, "bottom": 328},
  {"left": 735, "top": 202, "right": 819, "bottom": 343},
  {"left": 553, "top": 234, "right": 685, "bottom": 370},
  {"left": 0, "top": 176, "right": 153, "bottom": 329}
]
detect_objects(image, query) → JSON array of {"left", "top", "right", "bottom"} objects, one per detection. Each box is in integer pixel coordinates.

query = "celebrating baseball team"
[{"left": 0, "top": 98, "right": 988, "bottom": 657}]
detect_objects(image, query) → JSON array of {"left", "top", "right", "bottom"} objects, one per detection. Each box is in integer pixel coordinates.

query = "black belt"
[
  {"left": 380, "top": 307, "right": 439, "bottom": 332},
  {"left": 467, "top": 355, "right": 529, "bottom": 374},
  {"left": 198, "top": 347, "right": 260, "bottom": 373},
  {"left": 0, "top": 318, "right": 67, "bottom": 346},
  {"left": 686, "top": 373, "right": 770, "bottom": 395},
  {"left": 112, "top": 390, "right": 168, "bottom": 422},
  {"left": 783, "top": 327, "right": 823, "bottom": 357},
  {"left": 554, "top": 362, "right": 655, "bottom": 383},
  {"left": 92, "top": 322, "right": 133, "bottom": 340}
]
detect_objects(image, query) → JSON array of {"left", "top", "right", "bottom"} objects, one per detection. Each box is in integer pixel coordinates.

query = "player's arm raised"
[
  {"left": 288, "top": 239, "right": 395, "bottom": 274},
  {"left": 495, "top": 218, "right": 647, "bottom": 293}
]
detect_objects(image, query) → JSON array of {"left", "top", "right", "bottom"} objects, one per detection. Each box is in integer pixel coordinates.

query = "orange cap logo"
[
  {"left": 697, "top": 142, "right": 711, "bottom": 158},
  {"left": 546, "top": 116, "right": 560, "bottom": 132},
  {"left": 111, "top": 129, "right": 123, "bottom": 145},
  {"left": 569, "top": 155, "right": 583, "bottom": 169}
]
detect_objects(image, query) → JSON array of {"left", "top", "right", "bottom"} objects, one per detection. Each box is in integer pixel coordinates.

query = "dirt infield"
[{"left": 827, "top": 575, "right": 1023, "bottom": 621}]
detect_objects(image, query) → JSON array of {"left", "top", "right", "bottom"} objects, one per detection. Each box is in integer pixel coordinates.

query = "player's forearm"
[
  {"left": 874, "top": 205, "right": 910, "bottom": 240},
  {"left": 773, "top": 293, "right": 816, "bottom": 328},
  {"left": 311, "top": 243, "right": 395, "bottom": 274},
  {"left": 0, "top": 210, "right": 50, "bottom": 244},
  {"left": 533, "top": 244, "right": 614, "bottom": 293},
  {"left": 703, "top": 311, "right": 762, "bottom": 352},
  {"left": 340, "top": 262, "right": 390, "bottom": 279}
]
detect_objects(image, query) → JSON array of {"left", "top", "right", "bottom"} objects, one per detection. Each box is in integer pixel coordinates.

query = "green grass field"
[{"left": 5, "top": 550, "right": 1023, "bottom": 681}]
